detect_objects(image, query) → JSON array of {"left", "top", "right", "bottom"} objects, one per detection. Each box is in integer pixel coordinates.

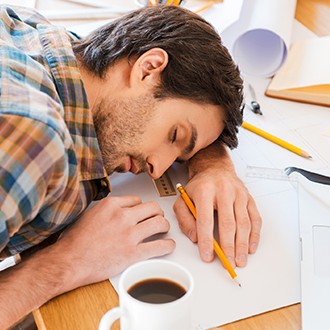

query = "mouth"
[{"left": 129, "top": 158, "right": 140, "bottom": 174}]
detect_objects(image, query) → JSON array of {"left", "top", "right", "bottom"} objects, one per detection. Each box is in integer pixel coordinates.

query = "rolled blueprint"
[{"left": 219, "top": 0, "right": 297, "bottom": 77}]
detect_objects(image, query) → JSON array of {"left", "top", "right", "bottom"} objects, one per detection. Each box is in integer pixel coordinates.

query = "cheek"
[
  {"left": 140, "top": 127, "right": 167, "bottom": 150},
  {"left": 203, "top": 123, "right": 224, "bottom": 146}
]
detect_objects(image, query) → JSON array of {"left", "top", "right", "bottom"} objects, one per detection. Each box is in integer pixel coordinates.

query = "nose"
[{"left": 146, "top": 152, "right": 178, "bottom": 179}]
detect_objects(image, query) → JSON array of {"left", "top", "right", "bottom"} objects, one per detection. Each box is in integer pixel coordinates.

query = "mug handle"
[{"left": 98, "top": 307, "right": 123, "bottom": 330}]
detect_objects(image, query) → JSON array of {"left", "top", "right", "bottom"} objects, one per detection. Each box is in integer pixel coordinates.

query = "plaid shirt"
[{"left": 0, "top": 5, "right": 110, "bottom": 258}]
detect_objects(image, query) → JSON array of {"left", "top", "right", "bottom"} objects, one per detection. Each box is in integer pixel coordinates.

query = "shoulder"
[
  {"left": 0, "top": 114, "right": 80, "bottom": 257},
  {"left": 0, "top": 5, "right": 51, "bottom": 29}
]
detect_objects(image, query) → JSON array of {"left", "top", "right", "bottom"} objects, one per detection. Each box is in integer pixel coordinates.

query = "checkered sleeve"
[{"left": 0, "top": 114, "right": 81, "bottom": 258}]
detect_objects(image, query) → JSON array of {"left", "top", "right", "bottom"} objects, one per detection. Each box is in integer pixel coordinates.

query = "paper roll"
[{"left": 218, "top": 0, "right": 297, "bottom": 77}]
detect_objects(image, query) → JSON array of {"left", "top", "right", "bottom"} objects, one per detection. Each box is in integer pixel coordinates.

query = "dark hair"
[{"left": 72, "top": 5, "right": 243, "bottom": 148}]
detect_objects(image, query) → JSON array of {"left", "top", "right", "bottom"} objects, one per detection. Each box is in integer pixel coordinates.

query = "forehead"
[{"left": 155, "top": 98, "right": 224, "bottom": 127}]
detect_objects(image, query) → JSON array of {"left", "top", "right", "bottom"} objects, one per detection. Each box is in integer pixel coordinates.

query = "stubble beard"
[{"left": 92, "top": 95, "right": 156, "bottom": 175}]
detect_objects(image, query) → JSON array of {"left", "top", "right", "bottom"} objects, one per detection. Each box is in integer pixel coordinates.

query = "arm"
[
  {"left": 173, "top": 140, "right": 262, "bottom": 267},
  {"left": 0, "top": 115, "right": 175, "bottom": 329},
  {"left": 0, "top": 195, "right": 175, "bottom": 329}
]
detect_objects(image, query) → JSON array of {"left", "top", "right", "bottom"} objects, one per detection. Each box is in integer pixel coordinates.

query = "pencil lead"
[{"left": 234, "top": 277, "right": 242, "bottom": 287}]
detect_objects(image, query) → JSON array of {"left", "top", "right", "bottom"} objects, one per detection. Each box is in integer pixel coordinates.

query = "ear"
[{"left": 130, "top": 48, "right": 169, "bottom": 88}]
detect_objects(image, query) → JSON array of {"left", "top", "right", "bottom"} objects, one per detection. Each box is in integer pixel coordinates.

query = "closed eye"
[{"left": 171, "top": 128, "right": 177, "bottom": 143}]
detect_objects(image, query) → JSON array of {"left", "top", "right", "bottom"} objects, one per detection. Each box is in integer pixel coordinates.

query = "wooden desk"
[{"left": 33, "top": 1, "right": 330, "bottom": 329}]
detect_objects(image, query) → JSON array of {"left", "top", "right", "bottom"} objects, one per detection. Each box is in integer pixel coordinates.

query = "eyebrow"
[{"left": 176, "top": 124, "right": 197, "bottom": 162}]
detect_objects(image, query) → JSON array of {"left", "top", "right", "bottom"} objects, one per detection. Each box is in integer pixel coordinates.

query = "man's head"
[{"left": 73, "top": 5, "right": 243, "bottom": 178}]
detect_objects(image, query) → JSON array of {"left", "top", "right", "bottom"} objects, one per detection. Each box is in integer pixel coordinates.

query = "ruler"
[
  {"left": 152, "top": 171, "right": 177, "bottom": 197},
  {"left": 246, "top": 165, "right": 293, "bottom": 181}
]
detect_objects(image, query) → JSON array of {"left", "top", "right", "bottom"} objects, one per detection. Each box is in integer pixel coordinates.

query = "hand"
[
  {"left": 173, "top": 143, "right": 261, "bottom": 268},
  {"left": 0, "top": 195, "right": 175, "bottom": 329},
  {"left": 57, "top": 195, "right": 175, "bottom": 290}
]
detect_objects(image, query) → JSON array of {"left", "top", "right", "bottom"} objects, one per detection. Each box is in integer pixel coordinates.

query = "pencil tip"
[
  {"left": 234, "top": 277, "right": 242, "bottom": 287},
  {"left": 176, "top": 183, "right": 182, "bottom": 188},
  {"left": 302, "top": 151, "right": 312, "bottom": 159}
]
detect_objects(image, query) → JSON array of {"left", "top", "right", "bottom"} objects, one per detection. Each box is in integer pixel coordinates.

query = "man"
[{"left": 0, "top": 4, "right": 261, "bottom": 328}]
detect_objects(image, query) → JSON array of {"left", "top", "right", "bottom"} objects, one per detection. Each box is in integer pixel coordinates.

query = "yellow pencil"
[
  {"left": 194, "top": 0, "right": 223, "bottom": 14},
  {"left": 176, "top": 183, "right": 241, "bottom": 287},
  {"left": 242, "top": 121, "right": 311, "bottom": 158}
]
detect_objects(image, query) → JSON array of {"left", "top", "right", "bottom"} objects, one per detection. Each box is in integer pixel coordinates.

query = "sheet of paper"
[
  {"left": 220, "top": 0, "right": 297, "bottom": 77},
  {"left": 0, "top": 0, "right": 36, "bottom": 7},
  {"left": 297, "top": 175, "right": 330, "bottom": 329},
  {"left": 108, "top": 163, "right": 301, "bottom": 329},
  {"left": 267, "top": 36, "right": 330, "bottom": 90}
]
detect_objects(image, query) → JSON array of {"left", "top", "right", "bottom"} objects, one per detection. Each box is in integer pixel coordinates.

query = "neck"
[
  {"left": 77, "top": 62, "right": 102, "bottom": 111},
  {"left": 77, "top": 59, "right": 132, "bottom": 112}
]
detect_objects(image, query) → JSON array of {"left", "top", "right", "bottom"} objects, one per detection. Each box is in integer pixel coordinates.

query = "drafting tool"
[
  {"left": 286, "top": 167, "right": 330, "bottom": 185},
  {"left": 246, "top": 165, "right": 330, "bottom": 185},
  {"left": 152, "top": 171, "right": 177, "bottom": 197},
  {"left": 246, "top": 165, "right": 292, "bottom": 181},
  {"left": 247, "top": 83, "right": 263, "bottom": 115}
]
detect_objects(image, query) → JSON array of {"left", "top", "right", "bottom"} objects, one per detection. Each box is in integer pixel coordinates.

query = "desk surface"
[{"left": 33, "top": 1, "right": 330, "bottom": 329}]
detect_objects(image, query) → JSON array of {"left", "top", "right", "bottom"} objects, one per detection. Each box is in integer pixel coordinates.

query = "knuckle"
[
  {"left": 220, "top": 217, "right": 236, "bottom": 232},
  {"left": 250, "top": 231, "right": 261, "bottom": 242},
  {"left": 199, "top": 237, "right": 214, "bottom": 249},
  {"left": 173, "top": 201, "right": 180, "bottom": 214},
  {"left": 159, "top": 217, "right": 171, "bottom": 231},
  {"left": 237, "top": 216, "right": 251, "bottom": 230},
  {"left": 158, "top": 239, "right": 176, "bottom": 254},
  {"left": 221, "top": 241, "right": 235, "bottom": 251},
  {"left": 147, "top": 200, "right": 162, "bottom": 212},
  {"left": 236, "top": 242, "right": 249, "bottom": 252},
  {"left": 253, "top": 216, "right": 263, "bottom": 229}
]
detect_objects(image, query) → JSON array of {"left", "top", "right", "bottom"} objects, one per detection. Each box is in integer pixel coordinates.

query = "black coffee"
[{"left": 128, "top": 278, "right": 186, "bottom": 304}]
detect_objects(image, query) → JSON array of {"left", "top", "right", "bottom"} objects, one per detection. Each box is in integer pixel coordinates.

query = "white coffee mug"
[{"left": 98, "top": 259, "right": 194, "bottom": 330}]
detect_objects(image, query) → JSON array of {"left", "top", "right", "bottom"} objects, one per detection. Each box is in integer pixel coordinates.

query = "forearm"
[
  {"left": 0, "top": 244, "right": 74, "bottom": 329},
  {"left": 187, "top": 140, "right": 235, "bottom": 178}
]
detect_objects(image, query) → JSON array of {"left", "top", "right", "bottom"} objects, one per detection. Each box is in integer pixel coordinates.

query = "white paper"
[
  {"left": 220, "top": 0, "right": 297, "bottom": 77},
  {"left": 0, "top": 0, "right": 36, "bottom": 7},
  {"left": 108, "top": 163, "right": 301, "bottom": 329},
  {"left": 267, "top": 36, "right": 330, "bottom": 90},
  {"left": 297, "top": 176, "right": 330, "bottom": 330}
]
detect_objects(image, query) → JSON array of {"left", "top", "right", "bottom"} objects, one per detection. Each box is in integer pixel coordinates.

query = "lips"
[
  {"left": 120, "top": 157, "right": 131, "bottom": 173},
  {"left": 130, "top": 158, "right": 139, "bottom": 174}
]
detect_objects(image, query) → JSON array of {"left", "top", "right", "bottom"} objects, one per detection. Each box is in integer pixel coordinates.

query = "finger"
[
  {"left": 106, "top": 195, "right": 142, "bottom": 208},
  {"left": 233, "top": 196, "right": 251, "bottom": 267},
  {"left": 135, "top": 216, "right": 170, "bottom": 242},
  {"left": 173, "top": 197, "right": 197, "bottom": 242},
  {"left": 128, "top": 201, "right": 164, "bottom": 223},
  {"left": 217, "top": 194, "right": 236, "bottom": 268},
  {"left": 194, "top": 189, "right": 215, "bottom": 263},
  {"left": 247, "top": 197, "right": 262, "bottom": 254},
  {"left": 138, "top": 239, "right": 176, "bottom": 259}
]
